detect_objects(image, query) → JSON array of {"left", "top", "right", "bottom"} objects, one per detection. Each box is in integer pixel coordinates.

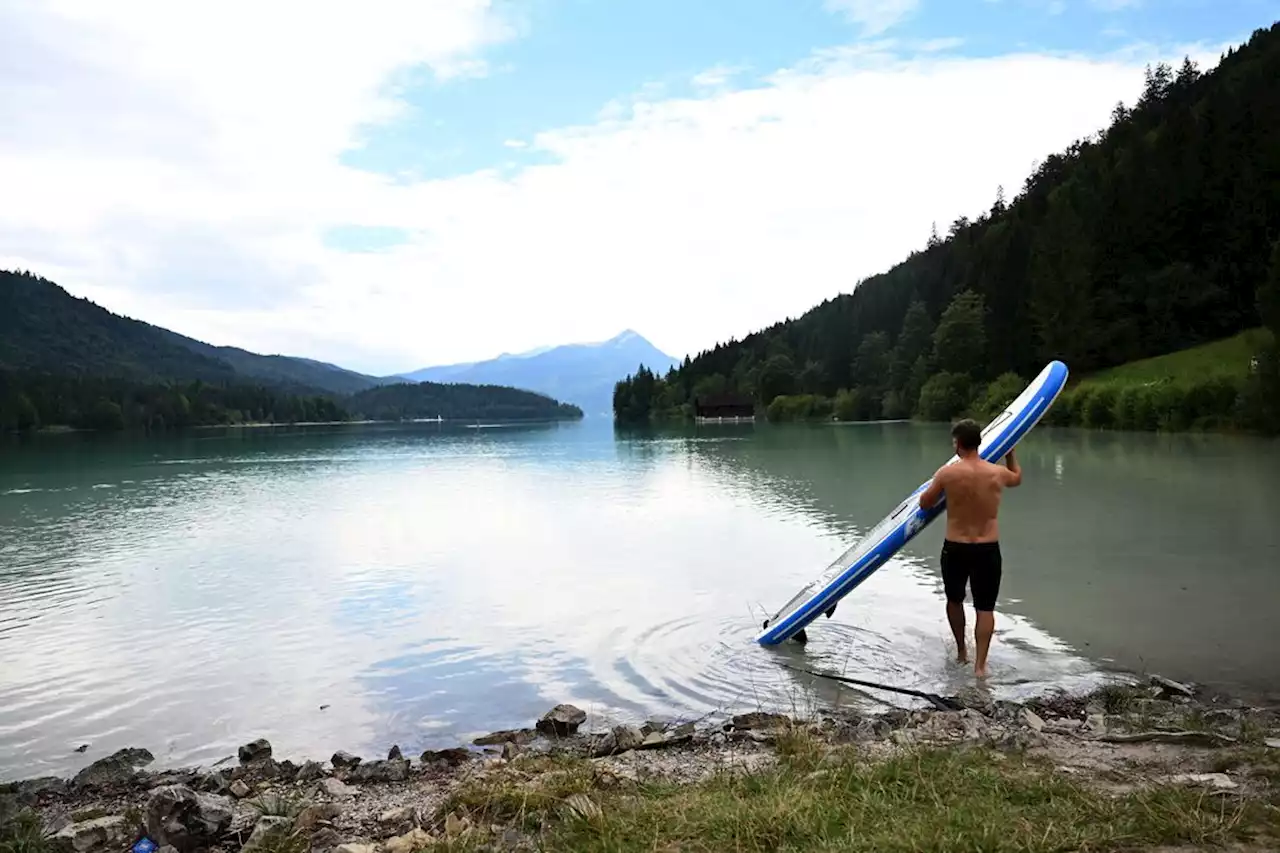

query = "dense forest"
[
  {"left": 614, "top": 21, "right": 1280, "bottom": 434},
  {"left": 347, "top": 382, "right": 583, "bottom": 422},
  {"left": 0, "top": 270, "right": 583, "bottom": 433}
]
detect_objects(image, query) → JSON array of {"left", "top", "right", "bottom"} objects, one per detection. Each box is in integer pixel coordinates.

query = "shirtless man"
[{"left": 917, "top": 418, "right": 1021, "bottom": 678}]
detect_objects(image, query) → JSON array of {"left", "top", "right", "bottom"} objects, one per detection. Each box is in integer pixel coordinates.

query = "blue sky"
[
  {"left": 3, "top": 0, "right": 1276, "bottom": 372},
  {"left": 334, "top": 0, "right": 1271, "bottom": 194}
]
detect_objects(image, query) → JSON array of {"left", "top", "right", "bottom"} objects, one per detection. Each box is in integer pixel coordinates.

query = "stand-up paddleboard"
[{"left": 756, "top": 360, "right": 1069, "bottom": 646}]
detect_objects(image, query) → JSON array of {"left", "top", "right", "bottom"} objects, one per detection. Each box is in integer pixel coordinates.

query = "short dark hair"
[{"left": 951, "top": 418, "right": 982, "bottom": 451}]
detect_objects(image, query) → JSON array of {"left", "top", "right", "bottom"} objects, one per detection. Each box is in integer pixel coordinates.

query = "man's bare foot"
[
  {"left": 956, "top": 650, "right": 968, "bottom": 665},
  {"left": 974, "top": 664, "right": 989, "bottom": 678}
]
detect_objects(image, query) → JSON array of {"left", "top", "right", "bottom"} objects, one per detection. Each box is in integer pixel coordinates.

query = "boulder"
[
  {"left": 238, "top": 739, "right": 273, "bottom": 765},
  {"left": 330, "top": 752, "right": 361, "bottom": 770},
  {"left": 144, "top": 785, "right": 233, "bottom": 853},
  {"left": 296, "top": 761, "right": 326, "bottom": 783},
  {"left": 242, "top": 816, "right": 295, "bottom": 853},
  {"left": 309, "top": 828, "right": 343, "bottom": 852},
  {"left": 378, "top": 806, "right": 418, "bottom": 835},
  {"left": 318, "top": 778, "right": 357, "bottom": 799},
  {"left": 14, "top": 777, "right": 67, "bottom": 804},
  {"left": 196, "top": 772, "right": 229, "bottom": 795},
  {"left": 536, "top": 704, "right": 587, "bottom": 737},
  {"left": 294, "top": 803, "right": 343, "bottom": 833},
  {"left": 52, "top": 816, "right": 130, "bottom": 853},
  {"left": 472, "top": 728, "right": 537, "bottom": 747},
  {"left": 420, "top": 748, "right": 472, "bottom": 768},
  {"left": 348, "top": 758, "right": 410, "bottom": 784},
  {"left": 593, "top": 726, "right": 645, "bottom": 758},
  {"left": 729, "top": 712, "right": 790, "bottom": 731},
  {"left": 335, "top": 844, "right": 378, "bottom": 853},
  {"left": 73, "top": 748, "right": 155, "bottom": 789},
  {"left": 229, "top": 780, "right": 252, "bottom": 799}
]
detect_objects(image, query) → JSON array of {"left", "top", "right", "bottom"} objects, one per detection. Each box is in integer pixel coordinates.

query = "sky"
[{"left": 1, "top": 0, "right": 1275, "bottom": 375}]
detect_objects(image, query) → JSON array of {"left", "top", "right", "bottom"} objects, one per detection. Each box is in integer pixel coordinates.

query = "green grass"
[
  {"left": 1082, "top": 328, "right": 1271, "bottom": 388},
  {"left": 437, "top": 740, "right": 1279, "bottom": 852}
]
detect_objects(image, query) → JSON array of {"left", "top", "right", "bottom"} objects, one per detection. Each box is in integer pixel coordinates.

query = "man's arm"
[
  {"left": 1002, "top": 450, "right": 1022, "bottom": 487},
  {"left": 918, "top": 466, "right": 947, "bottom": 509}
]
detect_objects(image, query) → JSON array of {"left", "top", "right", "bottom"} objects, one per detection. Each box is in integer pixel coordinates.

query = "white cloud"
[
  {"left": 823, "top": 0, "right": 920, "bottom": 36},
  {"left": 0, "top": 3, "right": 1234, "bottom": 375}
]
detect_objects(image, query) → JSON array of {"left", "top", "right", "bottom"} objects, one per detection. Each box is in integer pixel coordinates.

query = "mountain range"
[
  {"left": 1, "top": 268, "right": 673, "bottom": 425},
  {"left": 398, "top": 330, "right": 681, "bottom": 416}
]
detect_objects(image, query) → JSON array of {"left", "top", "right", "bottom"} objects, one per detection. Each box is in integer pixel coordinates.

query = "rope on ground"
[{"left": 780, "top": 663, "right": 966, "bottom": 712}]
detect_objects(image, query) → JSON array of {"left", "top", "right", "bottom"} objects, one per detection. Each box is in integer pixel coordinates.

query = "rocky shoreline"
[{"left": 4, "top": 675, "right": 1279, "bottom": 852}]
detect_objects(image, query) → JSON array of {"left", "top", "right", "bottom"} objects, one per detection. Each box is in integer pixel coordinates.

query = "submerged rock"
[
  {"left": 730, "top": 712, "right": 791, "bottom": 731},
  {"left": 473, "top": 728, "right": 537, "bottom": 747},
  {"left": 536, "top": 704, "right": 587, "bottom": 737},
  {"left": 72, "top": 748, "right": 155, "bottom": 789},
  {"left": 144, "top": 785, "right": 233, "bottom": 853},
  {"left": 420, "top": 748, "right": 472, "bottom": 769}
]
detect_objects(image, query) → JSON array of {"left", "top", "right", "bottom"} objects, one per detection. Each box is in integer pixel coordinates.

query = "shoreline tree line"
[{"left": 614, "top": 22, "right": 1280, "bottom": 435}]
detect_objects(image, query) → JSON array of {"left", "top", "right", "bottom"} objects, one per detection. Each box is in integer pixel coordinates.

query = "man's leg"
[
  {"left": 971, "top": 544, "right": 1003, "bottom": 678},
  {"left": 940, "top": 542, "right": 968, "bottom": 664}
]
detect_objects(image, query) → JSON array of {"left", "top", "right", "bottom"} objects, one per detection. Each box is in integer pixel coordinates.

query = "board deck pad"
[{"left": 755, "top": 360, "right": 1069, "bottom": 646}]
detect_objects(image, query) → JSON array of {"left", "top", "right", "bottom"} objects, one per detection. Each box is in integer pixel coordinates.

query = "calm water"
[{"left": 1, "top": 420, "right": 1277, "bottom": 781}]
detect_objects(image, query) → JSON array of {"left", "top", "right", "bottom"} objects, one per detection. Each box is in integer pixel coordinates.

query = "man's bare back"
[
  {"left": 917, "top": 418, "right": 1022, "bottom": 678},
  {"left": 931, "top": 455, "right": 1019, "bottom": 543}
]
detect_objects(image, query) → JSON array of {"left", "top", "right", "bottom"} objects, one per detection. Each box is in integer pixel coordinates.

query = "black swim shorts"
[{"left": 940, "top": 539, "right": 1002, "bottom": 612}]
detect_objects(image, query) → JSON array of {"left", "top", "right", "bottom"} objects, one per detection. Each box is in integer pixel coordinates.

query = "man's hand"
[{"left": 1003, "top": 450, "right": 1022, "bottom": 487}]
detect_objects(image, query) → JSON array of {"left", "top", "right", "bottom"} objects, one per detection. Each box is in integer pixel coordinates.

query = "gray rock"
[
  {"left": 592, "top": 726, "right": 645, "bottom": 757},
  {"left": 1022, "top": 709, "right": 1045, "bottom": 732},
  {"left": 72, "top": 747, "right": 155, "bottom": 789},
  {"left": 472, "top": 728, "right": 537, "bottom": 747},
  {"left": 238, "top": 739, "right": 273, "bottom": 765},
  {"left": 157, "top": 846, "right": 178, "bottom": 853},
  {"left": 378, "top": 806, "right": 418, "bottom": 834},
  {"left": 1166, "top": 772, "right": 1236, "bottom": 790},
  {"left": 242, "top": 816, "right": 295, "bottom": 853},
  {"left": 196, "top": 772, "right": 229, "bottom": 795},
  {"left": 294, "top": 803, "right": 343, "bottom": 833},
  {"left": 536, "top": 704, "right": 587, "bottom": 737},
  {"left": 229, "top": 780, "right": 252, "bottom": 799},
  {"left": 14, "top": 777, "right": 67, "bottom": 804},
  {"left": 348, "top": 758, "right": 410, "bottom": 783},
  {"left": 501, "top": 742, "right": 520, "bottom": 761},
  {"left": 330, "top": 752, "right": 361, "bottom": 770},
  {"left": 52, "top": 816, "right": 130, "bottom": 853},
  {"left": 296, "top": 761, "right": 326, "bottom": 783},
  {"left": 144, "top": 785, "right": 233, "bottom": 853},
  {"left": 318, "top": 778, "right": 357, "bottom": 799},
  {"left": 309, "top": 828, "right": 343, "bottom": 851},
  {"left": 419, "top": 748, "right": 472, "bottom": 769},
  {"left": 386, "top": 745, "right": 402, "bottom": 761},
  {"left": 730, "top": 712, "right": 792, "bottom": 731},
  {"left": 1149, "top": 675, "right": 1195, "bottom": 699},
  {"left": 1264, "top": 737, "right": 1280, "bottom": 749}
]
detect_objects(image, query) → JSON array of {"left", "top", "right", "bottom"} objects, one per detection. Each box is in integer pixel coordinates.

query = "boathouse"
[{"left": 693, "top": 394, "right": 755, "bottom": 422}]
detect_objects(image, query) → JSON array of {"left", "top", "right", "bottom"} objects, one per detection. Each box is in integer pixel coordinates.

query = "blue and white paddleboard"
[{"left": 756, "top": 360, "right": 1069, "bottom": 646}]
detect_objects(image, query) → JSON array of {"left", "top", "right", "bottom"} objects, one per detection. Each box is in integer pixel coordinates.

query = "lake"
[{"left": 2, "top": 419, "right": 1277, "bottom": 782}]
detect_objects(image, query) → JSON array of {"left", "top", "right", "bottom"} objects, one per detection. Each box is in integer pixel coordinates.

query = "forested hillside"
[
  {"left": 0, "top": 270, "right": 584, "bottom": 432},
  {"left": 0, "top": 270, "right": 383, "bottom": 395},
  {"left": 614, "top": 21, "right": 1280, "bottom": 434},
  {"left": 348, "top": 382, "right": 583, "bottom": 422}
]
